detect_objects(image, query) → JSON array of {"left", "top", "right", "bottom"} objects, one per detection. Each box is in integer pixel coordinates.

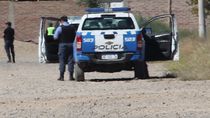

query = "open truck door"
[
  {"left": 38, "top": 17, "right": 60, "bottom": 63},
  {"left": 142, "top": 14, "right": 179, "bottom": 61},
  {"left": 38, "top": 16, "right": 81, "bottom": 63}
]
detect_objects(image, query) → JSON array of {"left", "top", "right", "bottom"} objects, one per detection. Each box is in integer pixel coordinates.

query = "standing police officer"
[
  {"left": 3, "top": 22, "right": 15, "bottom": 63},
  {"left": 54, "top": 16, "right": 76, "bottom": 81}
]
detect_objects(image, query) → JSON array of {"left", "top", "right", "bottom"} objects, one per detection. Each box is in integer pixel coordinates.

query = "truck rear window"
[{"left": 82, "top": 17, "right": 135, "bottom": 30}]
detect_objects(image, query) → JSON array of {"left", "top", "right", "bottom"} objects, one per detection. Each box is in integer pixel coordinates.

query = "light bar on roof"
[
  {"left": 86, "top": 8, "right": 105, "bottom": 13},
  {"left": 86, "top": 7, "right": 130, "bottom": 13},
  {"left": 112, "top": 7, "right": 130, "bottom": 12}
]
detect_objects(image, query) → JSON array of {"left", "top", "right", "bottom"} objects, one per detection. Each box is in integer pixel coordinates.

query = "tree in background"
[
  {"left": 77, "top": 0, "right": 100, "bottom": 8},
  {"left": 187, "top": 0, "right": 210, "bottom": 17}
]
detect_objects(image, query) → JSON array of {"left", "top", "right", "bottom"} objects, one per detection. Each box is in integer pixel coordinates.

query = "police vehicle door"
[
  {"left": 38, "top": 17, "right": 59, "bottom": 63},
  {"left": 142, "top": 14, "right": 179, "bottom": 61}
]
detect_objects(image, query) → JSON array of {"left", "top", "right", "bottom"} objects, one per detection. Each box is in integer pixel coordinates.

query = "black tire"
[
  {"left": 74, "top": 63, "right": 85, "bottom": 81},
  {"left": 134, "top": 61, "right": 149, "bottom": 79}
]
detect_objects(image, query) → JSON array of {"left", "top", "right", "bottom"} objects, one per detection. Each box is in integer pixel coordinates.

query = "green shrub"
[{"left": 77, "top": 0, "right": 99, "bottom": 8}]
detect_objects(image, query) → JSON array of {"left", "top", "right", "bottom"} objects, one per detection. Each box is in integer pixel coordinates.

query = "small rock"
[{"left": 127, "top": 103, "right": 131, "bottom": 107}]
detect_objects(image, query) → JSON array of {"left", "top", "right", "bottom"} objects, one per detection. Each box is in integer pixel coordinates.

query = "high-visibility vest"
[{"left": 47, "top": 27, "right": 55, "bottom": 36}]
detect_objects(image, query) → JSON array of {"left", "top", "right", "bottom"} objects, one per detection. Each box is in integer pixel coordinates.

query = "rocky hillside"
[
  {"left": 0, "top": 0, "right": 209, "bottom": 43},
  {"left": 128, "top": 0, "right": 201, "bottom": 29},
  {"left": 0, "top": 0, "right": 84, "bottom": 43}
]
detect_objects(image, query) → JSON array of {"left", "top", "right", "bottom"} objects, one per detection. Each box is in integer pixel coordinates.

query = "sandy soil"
[{"left": 0, "top": 39, "right": 210, "bottom": 118}]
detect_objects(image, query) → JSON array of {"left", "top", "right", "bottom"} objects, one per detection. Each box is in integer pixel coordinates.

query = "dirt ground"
[{"left": 0, "top": 39, "right": 210, "bottom": 118}]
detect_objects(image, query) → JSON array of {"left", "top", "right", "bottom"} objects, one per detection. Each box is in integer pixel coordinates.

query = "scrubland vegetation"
[{"left": 168, "top": 28, "right": 210, "bottom": 80}]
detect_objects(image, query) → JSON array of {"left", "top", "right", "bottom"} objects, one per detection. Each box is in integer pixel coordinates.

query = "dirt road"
[{"left": 0, "top": 39, "right": 210, "bottom": 118}]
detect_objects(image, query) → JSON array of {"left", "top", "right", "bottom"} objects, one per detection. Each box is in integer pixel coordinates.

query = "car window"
[{"left": 82, "top": 17, "right": 135, "bottom": 30}]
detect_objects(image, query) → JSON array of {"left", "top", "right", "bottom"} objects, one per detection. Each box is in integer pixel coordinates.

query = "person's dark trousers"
[
  {"left": 58, "top": 43, "right": 74, "bottom": 80},
  {"left": 4, "top": 43, "right": 15, "bottom": 63}
]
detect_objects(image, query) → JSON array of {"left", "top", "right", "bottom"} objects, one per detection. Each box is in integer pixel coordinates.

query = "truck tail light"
[
  {"left": 137, "top": 33, "right": 143, "bottom": 50},
  {"left": 76, "top": 35, "right": 82, "bottom": 51}
]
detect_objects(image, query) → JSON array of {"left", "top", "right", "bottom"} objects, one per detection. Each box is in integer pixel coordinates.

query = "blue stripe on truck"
[{"left": 82, "top": 32, "right": 95, "bottom": 53}]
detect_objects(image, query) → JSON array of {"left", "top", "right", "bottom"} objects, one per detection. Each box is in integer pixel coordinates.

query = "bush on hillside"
[{"left": 77, "top": 0, "right": 99, "bottom": 8}]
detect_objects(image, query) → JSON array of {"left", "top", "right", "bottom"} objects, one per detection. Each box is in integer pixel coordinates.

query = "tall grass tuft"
[
  {"left": 168, "top": 30, "right": 210, "bottom": 80},
  {"left": 179, "top": 29, "right": 198, "bottom": 39}
]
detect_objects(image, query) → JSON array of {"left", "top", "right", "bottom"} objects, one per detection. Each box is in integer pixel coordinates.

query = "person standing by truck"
[
  {"left": 45, "top": 22, "right": 55, "bottom": 43},
  {"left": 3, "top": 22, "right": 15, "bottom": 63},
  {"left": 53, "top": 16, "right": 76, "bottom": 81}
]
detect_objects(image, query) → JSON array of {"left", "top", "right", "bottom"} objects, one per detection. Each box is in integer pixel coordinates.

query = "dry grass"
[{"left": 168, "top": 30, "right": 210, "bottom": 80}]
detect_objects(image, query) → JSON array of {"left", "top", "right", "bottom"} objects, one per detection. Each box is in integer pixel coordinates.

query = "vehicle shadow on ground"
[
  {"left": 88, "top": 78, "right": 133, "bottom": 82},
  {"left": 88, "top": 74, "right": 177, "bottom": 82}
]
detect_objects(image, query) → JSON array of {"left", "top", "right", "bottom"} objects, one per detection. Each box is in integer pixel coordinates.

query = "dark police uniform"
[
  {"left": 3, "top": 22, "right": 15, "bottom": 63},
  {"left": 54, "top": 16, "right": 76, "bottom": 81}
]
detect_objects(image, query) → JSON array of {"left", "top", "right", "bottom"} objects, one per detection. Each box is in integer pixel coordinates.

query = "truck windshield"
[{"left": 82, "top": 17, "right": 135, "bottom": 30}]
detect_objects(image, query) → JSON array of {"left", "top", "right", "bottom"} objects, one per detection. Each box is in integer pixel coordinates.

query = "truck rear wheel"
[
  {"left": 134, "top": 61, "right": 149, "bottom": 79},
  {"left": 74, "top": 63, "right": 85, "bottom": 81}
]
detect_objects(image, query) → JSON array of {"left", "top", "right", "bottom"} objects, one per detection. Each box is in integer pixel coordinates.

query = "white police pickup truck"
[
  {"left": 38, "top": 8, "right": 178, "bottom": 81},
  {"left": 73, "top": 8, "right": 179, "bottom": 81}
]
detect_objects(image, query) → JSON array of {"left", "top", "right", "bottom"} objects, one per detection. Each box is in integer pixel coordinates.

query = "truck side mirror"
[{"left": 144, "top": 28, "right": 152, "bottom": 35}]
